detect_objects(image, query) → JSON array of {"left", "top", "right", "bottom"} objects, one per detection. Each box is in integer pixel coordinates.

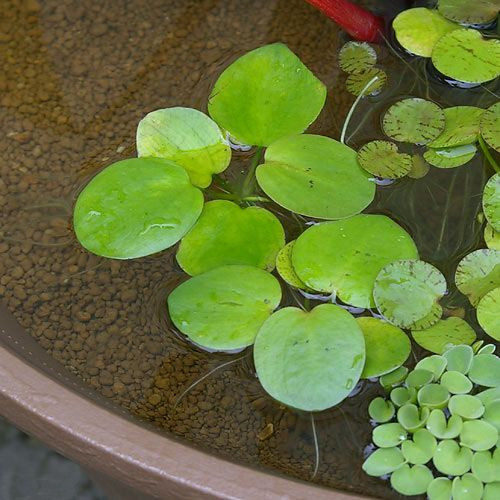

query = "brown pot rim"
[{"left": 0, "top": 321, "right": 363, "bottom": 499}]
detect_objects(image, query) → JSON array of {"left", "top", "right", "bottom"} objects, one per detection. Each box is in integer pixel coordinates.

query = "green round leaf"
[
  {"left": 168, "top": 265, "right": 281, "bottom": 350},
  {"left": 345, "top": 67, "right": 387, "bottom": 96},
  {"left": 368, "top": 397, "right": 396, "bottom": 423},
  {"left": 484, "top": 483, "right": 500, "bottom": 500},
  {"left": 426, "top": 408, "right": 463, "bottom": 439},
  {"left": 472, "top": 340, "right": 485, "bottom": 354},
  {"left": 472, "top": 448, "right": 500, "bottom": 483},
  {"left": 401, "top": 428, "right": 437, "bottom": 464},
  {"left": 460, "top": 420, "right": 498, "bottom": 451},
  {"left": 444, "top": 344, "right": 474, "bottom": 374},
  {"left": 382, "top": 97, "right": 445, "bottom": 145},
  {"left": 393, "top": 7, "right": 458, "bottom": 57},
  {"left": 433, "top": 439, "right": 473, "bottom": 476},
  {"left": 452, "top": 474, "right": 483, "bottom": 500},
  {"left": 481, "top": 103, "right": 500, "bottom": 153},
  {"left": 391, "top": 386, "right": 417, "bottom": 407},
  {"left": 438, "top": 0, "right": 500, "bottom": 26},
  {"left": 406, "top": 369, "right": 435, "bottom": 389},
  {"left": 483, "top": 173, "right": 500, "bottom": 232},
  {"left": 455, "top": 249, "right": 500, "bottom": 306},
  {"left": 485, "top": 224, "right": 500, "bottom": 251},
  {"left": 479, "top": 344, "right": 497, "bottom": 355},
  {"left": 440, "top": 371, "right": 473, "bottom": 394},
  {"left": 275, "top": 240, "right": 309, "bottom": 290},
  {"left": 73, "top": 158, "right": 203, "bottom": 259},
  {"left": 418, "top": 383, "right": 450, "bottom": 409},
  {"left": 477, "top": 387, "right": 500, "bottom": 406},
  {"left": 338, "top": 41, "right": 377, "bottom": 74},
  {"left": 176, "top": 200, "right": 285, "bottom": 276},
  {"left": 468, "top": 354, "right": 500, "bottom": 387},
  {"left": 408, "top": 154, "right": 431, "bottom": 179},
  {"left": 256, "top": 134, "right": 375, "bottom": 220},
  {"left": 449, "top": 394, "right": 485, "bottom": 419},
  {"left": 431, "top": 29, "right": 500, "bottom": 84},
  {"left": 357, "top": 317, "right": 410, "bottom": 378},
  {"left": 423, "top": 143, "right": 477, "bottom": 168},
  {"left": 427, "top": 477, "right": 452, "bottom": 500},
  {"left": 357, "top": 141, "right": 412, "bottom": 179},
  {"left": 409, "top": 303, "right": 444, "bottom": 331},
  {"left": 397, "top": 403, "right": 430, "bottom": 432},
  {"left": 208, "top": 43, "right": 326, "bottom": 147},
  {"left": 374, "top": 259, "right": 446, "bottom": 329},
  {"left": 292, "top": 215, "right": 418, "bottom": 308},
  {"left": 372, "top": 422, "right": 408, "bottom": 448},
  {"left": 136, "top": 107, "right": 231, "bottom": 188},
  {"left": 416, "top": 355, "right": 448, "bottom": 380},
  {"left": 484, "top": 399, "right": 500, "bottom": 431},
  {"left": 390, "top": 464, "right": 433, "bottom": 496},
  {"left": 253, "top": 304, "right": 365, "bottom": 411},
  {"left": 477, "top": 287, "right": 500, "bottom": 341},
  {"left": 429, "top": 106, "right": 484, "bottom": 148},
  {"left": 412, "top": 318, "right": 476, "bottom": 354},
  {"left": 380, "top": 366, "right": 409, "bottom": 391},
  {"left": 362, "top": 447, "right": 405, "bottom": 477}
]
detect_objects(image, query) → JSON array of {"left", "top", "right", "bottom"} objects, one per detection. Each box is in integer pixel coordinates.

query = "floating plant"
[
  {"left": 483, "top": 173, "right": 500, "bottom": 232},
  {"left": 338, "top": 41, "right": 377, "bottom": 74},
  {"left": 382, "top": 98, "right": 445, "bottom": 145},
  {"left": 423, "top": 143, "right": 477, "bottom": 169},
  {"left": 357, "top": 141, "right": 412, "bottom": 179},
  {"left": 345, "top": 67, "right": 387, "bottom": 96},
  {"left": 485, "top": 224, "right": 500, "bottom": 250},
  {"left": 275, "top": 240, "right": 309, "bottom": 290},
  {"left": 392, "top": 7, "right": 458, "bottom": 57},
  {"left": 480, "top": 103, "right": 500, "bottom": 153},
  {"left": 477, "top": 287, "right": 500, "bottom": 341},
  {"left": 437, "top": 0, "right": 500, "bottom": 26}
]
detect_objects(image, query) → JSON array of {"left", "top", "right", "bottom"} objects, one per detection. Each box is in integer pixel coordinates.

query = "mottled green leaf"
[
  {"left": 480, "top": 103, "right": 500, "bottom": 153},
  {"left": 338, "top": 41, "right": 377, "bottom": 74},
  {"left": 357, "top": 141, "right": 412, "bottom": 179},
  {"left": 477, "top": 287, "right": 500, "bottom": 341}
]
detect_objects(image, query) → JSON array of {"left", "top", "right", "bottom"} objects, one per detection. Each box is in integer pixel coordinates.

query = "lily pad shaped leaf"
[
  {"left": 468, "top": 354, "right": 500, "bottom": 387},
  {"left": 357, "top": 141, "right": 412, "bottom": 179},
  {"left": 256, "top": 134, "right": 375, "bottom": 220},
  {"left": 440, "top": 370, "right": 473, "bottom": 394},
  {"left": 460, "top": 420, "right": 498, "bottom": 451},
  {"left": 136, "top": 107, "right": 231, "bottom": 188},
  {"left": 429, "top": 106, "right": 484, "bottom": 148},
  {"left": 438, "top": 0, "right": 500, "bottom": 26},
  {"left": 167, "top": 265, "right": 281, "bottom": 351},
  {"left": 477, "top": 287, "right": 500, "bottom": 341},
  {"left": 401, "top": 428, "right": 437, "bottom": 464},
  {"left": 338, "top": 41, "right": 376, "bottom": 74},
  {"left": 397, "top": 403, "right": 430, "bottom": 432},
  {"left": 176, "top": 200, "right": 285, "bottom": 276},
  {"left": 374, "top": 259, "right": 447, "bottom": 329},
  {"left": 362, "top": 447, "right": 405, "bottom": 476},
  {"left": 480, "top": 103, "right": 500, "bottom": 153},
  {"left": 412, "top": 317, "right": 476, "bottom": 354},
  {"left": 368, "top": 397, "right": 395, "bottom": 423},
  {"left": 472, "top": 448, "right": 500, "bottom": 483},
  {"left": 382, "top": 98, "right": 445, "bottom": 145},
  {"left": 423, "top": 144, "right": 477, "bottom": 169},
  {"left": 433, "top": 439, "right": 473, "bottom": 476},
  {"left": 484, "top": 483, "right": 500, "bottom": 500},
  {"left": 427, "top": 477, "right": 452, "bottom": 500},
  {"left": 449, "top": 394, "right": 485, "bottom": 419},
  {"left": 208, "top": 43, "right": 326, "bottom": 147},
  {"left": 393, "top": 7, "right": 458, "bottom": 57},
  {"left": 452, "top": 474, "right": 484, "bottom": 500},
  {"left": 426, "top": 409, "right": 463, "bottom": 439},
  {"left": 443, "top": 344, "right": 474, "bottom": 374},
  {"left": 483, "top": 173, "right": 500, "bottom": 232},
  {"left": 431, "top": 29, "right": 500, "bottom": 84},
  {"left": 292, "top": 215, "right": 418, "bottom": 308},
  {"left": 415, "top": 355, "right": 448, "bottom": 380},
  {"left": 73, "top": 158, "right": 203, "bottom": 259},
  {"left": 253, "top": 304, "right": 365, "bottom": 411},
  {"left": 455, "top": 249, "right": 500, "bottom": 306},
  {"left": 345, "top": 68, "right": 387, "bottom": 96},
  {"left": 275, "top": 240, "right": 309, "bottom": 290},
  {"left": 485, "top": 224, "right": 500, "bottom": 251},
  {"left": 484, "top": 399, "right": 500, "bottom": 431},
  {"left": 357, "top": 317, "right": 410, "bottom": 379},
  {"left": 391, "top": 464, "right": 433, "bottom": 496},
  {"left": 380, "top": 366, "right": 409, "bottom": 391},
  {"left": 372, "top": 422, "right": 408, "bottom": 448}
]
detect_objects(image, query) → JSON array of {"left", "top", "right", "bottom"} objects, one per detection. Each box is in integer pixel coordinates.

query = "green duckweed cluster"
[{"left": 363, "top": 344, "right": 500, "bottom": 498}]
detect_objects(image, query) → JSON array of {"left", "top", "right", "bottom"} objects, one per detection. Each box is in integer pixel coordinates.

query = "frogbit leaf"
[
  {"left": 338, "top": 41, "right": 377, "bottom": 74},
  {"left": 480, "top": 103, "right": 500, "bottom": 153},
  {"left": 484, "top": 483, "right": 500, "bottom": 500},
  {"left": 477, "top": 287, "right": 500, "bottom": 341},
  {"left": 390, "top": 464, "right": 433, "bottom": 496},
  {"left": 373, "top": 259, "right": 447, "bottom": 329},
  {"left": 415, "top": 355, "right": 448, "bottom": 380},
  {"left": 382, "top": 97, "right": 445, "bottom": 145},
  {"left": 255, "top": 134, "right": 375, "bottom": 220},
  {"left": 431, "top": 29, "right": 500, "bottom": 84},
  {"left": 292, "top": 215, "right": 418, "bottom": 308},
  {"left": 417, "top": 383, "right": 450, "bottom": 409},
  {"left": 455, "top": 249, "right": 500, "bottom": 306},
  {"left": 412, "top": 317, "right": 476, "bottom": 354},
  {"left": 73, "top": 158, "right": 203, "bottom": 259},
  {"left": 368, "top": 397, "right": 396, "bottom": 423},
  {"left": 438, "top": 0, "right": 500, "bottom": 26},
  {"left": 443, "top": 344, "right": 474, "bottom": 374},
  {"left": 440, "top": 371, "right": 473, "bottom": 394},
  {"left": 208, "top": 43, "right": 327, "bottom": 146},
  {"left": 372, "top": 422, "right": 408, "bottom": 448},
  {"left": 472, "top": 447, "right": 500, "bottom": 483},
  {"left": 176, "top": 200, "right": 285, "bottom": 276},
  {"left": 391, "top": 386, "right": 417, "bottom": 407},
  {"left": 401, "top": 428, "right": 437, "bottom": 464},
  {"left": 483, "top": 173, "right": 500, "bottom": 232},
  {"left": 449, "top": 394, "right": 485, "bottom": 419},
  {"left": 423, "top": 144, "right": 477, "bottom": 169},
  {"left": 362, "top": 447, "right": 405, "bottom": 476},
  {"left": 136, "top": 107, "right": 231, "bottom": 188},
  {"left": 451, "top": 474, "right": 483, "bottom": 500},
  {"left": 426, "top": 408, "right": 463, "bottom": 439},
  {"left": 460, "top": 420, "right": 498, "bottom": 451},
  {"left": 427, "top": 477, "right": 452, "bottom": 500},
  {"left": 357, "top": 141, "right": 412, "bottom": 179},
  {"left": 393, "top": 7, "right": 458, "bottom": 57},
  {"left": 357, "top": 317, "right": 410, "bottom": 379},
  {"left": 380, "top": 366, "right": 409, "bottom": 391},
  {"left": 167, "top": 265, "right": 282, "bottom": 351},
  {"left": 468, "top": 354, "right": 500, "bottom": 387},
  {"left": 397, "top": 403, "right": 430, "bottom": 432},
  {"left": 253, "top": 304, "right": 365, "bottom": 411},
  {"left": 432, "top": 439, "right": 473, "bottom": 476}
]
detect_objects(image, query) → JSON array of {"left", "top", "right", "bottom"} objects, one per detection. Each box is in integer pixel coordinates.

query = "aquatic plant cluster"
[
  {"left": 364, "top": 343, "right": 499, "bottom": 499},
  {"left": 72, "top": 1, "right": 500, "bottom": 495}
]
